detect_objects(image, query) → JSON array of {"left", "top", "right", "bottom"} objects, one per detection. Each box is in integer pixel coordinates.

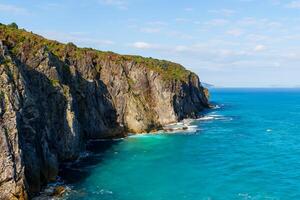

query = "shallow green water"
[{"left": 63, "top": 89, "right": 300, "bottom": 200}]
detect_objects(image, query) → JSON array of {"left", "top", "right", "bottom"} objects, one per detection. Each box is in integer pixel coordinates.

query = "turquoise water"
[{"left": 63, "top": 89, "right": 300, "bottom": 200}]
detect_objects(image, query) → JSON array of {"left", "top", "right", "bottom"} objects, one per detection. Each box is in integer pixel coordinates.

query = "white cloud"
[
  {"left": 147, "top": 21, "right": 168, "bottom": 26},
  {"left": 140, "top": 27, "right": 161, "bottom": 33},
  {"left": 98, "top": 0, "right": 128, "bottom": 9},
  {"left": 174, "top": 45, "right": 189, "bottom": 52},
  {"left": 254, "top": 45, "right": 266, "bottom": 52},
  {"left": 175, "top": 18, "right": 189, "bottom": 23},
  {"left": 132, "top": 42, "right": 155, "bottom": 49},
  {"left": 37, "top": 31, "right": 114, "bottom": 48},
  {"left": 209, "top": 9, "right": 236, "bottom": 16},
  {"left": 167, "top": 31, "right": 194, "bottom": 40},
  {"left": 205, "top": 19, "right": 229, "bottom": 26},
  {"left": 286, "top": 1, "right": 300, "bottom": 8},
  {"left": 226, "top": 29, "right": 244, "bottom": 37},
  {"left": 0, "top": 3, "right": 28, "bottom": 15},
  {"left": 153, "top": 42, "right": 251, "bottom": 60},
  {"left": 246, "top": 34, "right": 270, "bottom": 42},
  {"left": 270, "top": 0, "right": 281, "bottom": 5},
  {"left": 37, "top": 3, "right": 64, "bottom": 11},
  {"left": 237, "top": 17, "right": 258, "bottom": 26},
  {"left": 184, "top": 7, "right": 194, "bottom": 12},
  {"left": 268, "top": 21, "right": 282, "bottom": 28},
  {"left": 240, "top": 0, "right": 281, "bottom": 4},
  {"left": 235, "top": 17, "right": 282, "bottom": 30}
]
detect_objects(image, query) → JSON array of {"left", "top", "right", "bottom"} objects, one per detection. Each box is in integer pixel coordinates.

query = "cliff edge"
[{"left": 0, "top": 24, "right": 209, "bottom": 199}]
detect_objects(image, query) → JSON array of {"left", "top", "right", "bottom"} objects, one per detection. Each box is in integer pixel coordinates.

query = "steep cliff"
[{"left": 0, "top": 24, "right": 209, "bottom": 199}]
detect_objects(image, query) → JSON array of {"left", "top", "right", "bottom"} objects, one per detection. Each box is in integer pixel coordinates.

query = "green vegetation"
[
  {"left": 50, "top": 79, "right": 60, "bottom": 87},
  {"left": 7, "top": 22, "right": 18, "bottom": 29},
  {"left": 128, "top": 78, "right": 136, "bottom": 86},
  {"left": 1, "top": 58, "right": 11, "bottom": 65},
  {"left": 61, "top": 85, "right": 70, "bottom": 96},
  {"left": 0, "top": 23, "right": 191, "bottom": 82}
]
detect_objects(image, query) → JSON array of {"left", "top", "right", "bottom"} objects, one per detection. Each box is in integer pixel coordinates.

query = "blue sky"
[{"left": 1, "top": 0, "right": 300, "bottom": 87}]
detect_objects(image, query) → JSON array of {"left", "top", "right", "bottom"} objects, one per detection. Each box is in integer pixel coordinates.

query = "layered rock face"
[{"left": 0, "top": 24, "right": 209, "bottom": 199}]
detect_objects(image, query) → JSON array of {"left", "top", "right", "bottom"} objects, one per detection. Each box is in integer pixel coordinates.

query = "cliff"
[{"left": 0, "top": 24, "right": 209, "bottom": 199}]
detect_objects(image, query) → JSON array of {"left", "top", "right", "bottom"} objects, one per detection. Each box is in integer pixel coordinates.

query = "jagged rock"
[{"left": 0, "top": 24, "right": 209, "bottom": 199}]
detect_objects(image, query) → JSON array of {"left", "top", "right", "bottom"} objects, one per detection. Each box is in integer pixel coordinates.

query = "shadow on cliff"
[
  {"left": 54, "top": 55, "right": 123, "bottom": 184},
  {"left": 12, "top": 50, "right": 123, "bottom": 196},
  {"left": 14, "top": 61, "right": 74, "bottom": 196},
  {"left": 173, "top": 80, "right": 210, "bottom": 120},
  {"left": 59, "top": 139, "right": 121, "bottom": 184}
]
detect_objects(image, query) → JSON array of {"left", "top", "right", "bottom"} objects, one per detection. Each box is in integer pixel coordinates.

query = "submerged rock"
[
  {"left": 0, "top": 24, "right": 209, "bottom": 199},
  {"left": 32, "top": 185, "right": 67, "bottom": 200},
  {"left": 52, "top": 186, "right": 66, "bottom": 197}
]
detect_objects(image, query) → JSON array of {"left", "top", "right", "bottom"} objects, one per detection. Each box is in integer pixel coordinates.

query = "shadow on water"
[{"left": 59, "top": 139, "right": 121, "bottom": 185}]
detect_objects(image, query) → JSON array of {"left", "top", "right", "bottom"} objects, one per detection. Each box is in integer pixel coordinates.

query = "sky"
[{"left": 1, "top": 0, "right": 300, "bottom": 87}]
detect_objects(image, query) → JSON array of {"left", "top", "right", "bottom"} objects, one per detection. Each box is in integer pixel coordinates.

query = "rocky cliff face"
[{"left": 0, "top": 24, "right": 209, "bottom": 199}]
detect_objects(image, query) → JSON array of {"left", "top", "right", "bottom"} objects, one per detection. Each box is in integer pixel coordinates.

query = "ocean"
[{"left": 62, "top": 88, "right": 300, "bottom": 200}]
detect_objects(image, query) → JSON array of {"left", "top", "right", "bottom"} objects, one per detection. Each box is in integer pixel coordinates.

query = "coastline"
[
  {"left": 0, "top": 24, "right": 210, "bottom": 199},
  {"left": 34, "top": 108, "right": 218, "bottom": 199},
  {"left": 51, "top": 89, "right": 300, "bottom": 200}
]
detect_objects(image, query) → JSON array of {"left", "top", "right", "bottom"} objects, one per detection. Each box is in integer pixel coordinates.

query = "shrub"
[{"left": 8, "top": 22, "right": 18, "bottom": 29}]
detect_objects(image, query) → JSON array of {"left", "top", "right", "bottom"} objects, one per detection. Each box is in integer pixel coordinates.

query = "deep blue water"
[{"left": 63, "top": 88, "right": 300, "bottom": 200}]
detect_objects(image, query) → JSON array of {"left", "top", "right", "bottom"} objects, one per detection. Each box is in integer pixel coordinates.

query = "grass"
[
  {"left": 50, "top": 79, "right": 60, "bottom": 87},
  {"left": 0, "top": 23, "right": 192, "bottom": 82}
]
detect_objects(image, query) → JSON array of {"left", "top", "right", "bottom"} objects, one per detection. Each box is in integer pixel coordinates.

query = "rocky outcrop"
[{"left": 0, "top": 24, "right": 209, "bottom": 199}]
